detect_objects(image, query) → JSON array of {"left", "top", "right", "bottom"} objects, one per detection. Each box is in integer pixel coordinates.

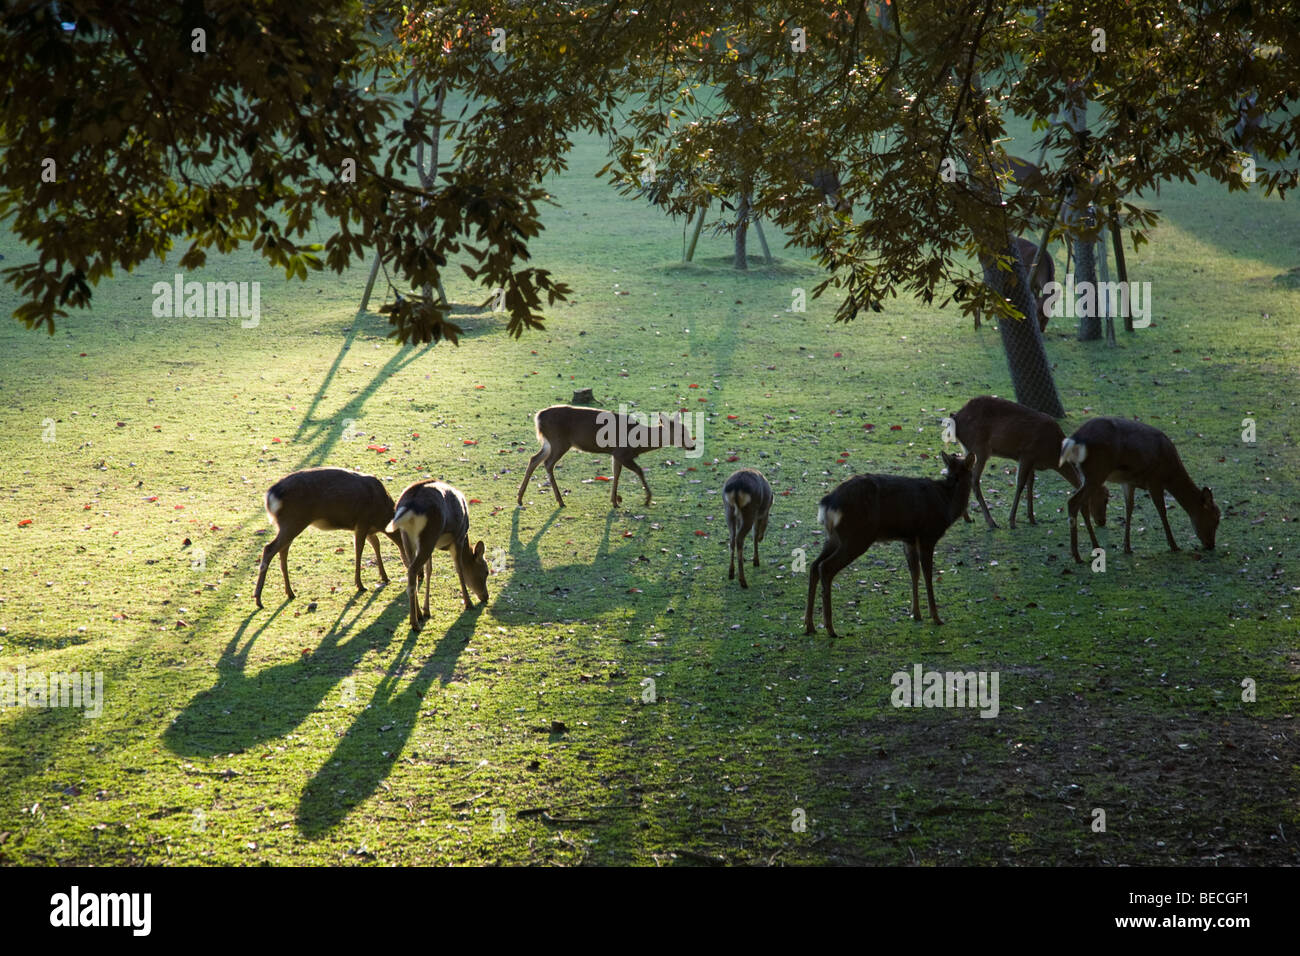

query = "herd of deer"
[{"left": 252, "top": 395, "right": 1220, "bottom": 639}]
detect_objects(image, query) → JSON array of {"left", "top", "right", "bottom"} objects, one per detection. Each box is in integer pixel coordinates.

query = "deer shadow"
[
  {"left": 163, "top": 587, "right": 401, "bottom": 757},
  {"left": 295, "top": 605, "right": 482, "bottom": 837}
]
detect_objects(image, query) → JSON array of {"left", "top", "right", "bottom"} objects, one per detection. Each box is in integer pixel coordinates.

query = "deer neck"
[{"left": 1163, "top": 459, "right": 1204, "bottom": 516}]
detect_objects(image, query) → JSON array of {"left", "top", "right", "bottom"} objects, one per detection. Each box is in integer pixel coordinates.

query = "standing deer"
[
  {"left": 804, "top": 452, "right": 975, "bottom": 637},
  {"left": 387, "top": 479, "right": 489, "bottom": 631},
  {"left": 1060, "top": 418, "right": 1220, "bottom": 563},
  {"left": 723, "top": 468, "right": 773, "bottom": 588},
  {"left": 943, "top": 395, "right": 1108, "bottom": 529},
  {"left": 254, "top": 467, "right": 406, "bottom": 609},
  {"left": 516, "top": 404, "right": 695, "bottom": 508}
]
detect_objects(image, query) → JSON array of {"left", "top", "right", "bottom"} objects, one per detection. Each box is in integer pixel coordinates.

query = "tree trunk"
[
  {"left": 980, "top": 240, "right": 1066, "bottom": 417},
  {"left": 1073, "top": 207, "right": 1100, "bottom": 340},
  {"left": 1065, "top": 96, "right": 1100, "bottom": 340},
  {"left": 733, "top": 189, "right": 750, "bottom": 270}
]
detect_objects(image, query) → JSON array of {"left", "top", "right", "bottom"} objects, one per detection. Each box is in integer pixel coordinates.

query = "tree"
[
  {"left": 0, "top": 0, "right": 573, "bottom": 344},
  {"left": 4, "top": 0, "right": 1297, "bottom": 390}
]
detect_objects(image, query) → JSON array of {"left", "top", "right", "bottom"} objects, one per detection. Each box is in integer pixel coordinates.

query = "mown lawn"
[{"left": 1, "top": 118, "right": 1297, "bottom": 865}]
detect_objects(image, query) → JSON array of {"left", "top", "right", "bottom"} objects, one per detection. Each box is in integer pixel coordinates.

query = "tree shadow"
[{"left": 295, "top": 604, "right": 483, "bottom": 837}]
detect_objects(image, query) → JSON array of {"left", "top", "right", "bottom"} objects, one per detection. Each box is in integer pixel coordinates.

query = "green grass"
[{"left": 1, "top": 121, "right": 1298, "bottom": 866}]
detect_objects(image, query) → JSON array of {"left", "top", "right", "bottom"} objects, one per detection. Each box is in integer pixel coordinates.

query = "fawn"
[
  {"left": 804, "top": 452, "right": 975, "bottom": 637},
  {"left": 723, "top": 468, "right": 773, "bottom": 588},
  {"left": 1060, "top": 418, "right": 1220, "bottom": 562},
  {"left": 254, "top": 467, "right": 405, "bottom": 609},
  {"left": 517, "top": 404, "right": 695, "bottom": 508}
]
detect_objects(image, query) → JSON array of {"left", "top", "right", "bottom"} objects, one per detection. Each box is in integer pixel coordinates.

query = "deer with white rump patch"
[
  {"left": 387, "top": 479, "right": 489, "bottom": 631},
  {"left": 1060, "top": 418, "right": 1220, "bottom": 563},
  {"left": 943, "top": 395, "right": 1108, "bottom": 530},
  {"left": 804, "top": 452, "right": 974, "bottom": 638},
  {"left": 723, "top": 468, "right": 773, "bottom": 588},
  {"left": 254, "top": 467, "right": 406, "bottom": 609},
  {"left": 516, "top": 404, "right": 695, "bottom": 508}
]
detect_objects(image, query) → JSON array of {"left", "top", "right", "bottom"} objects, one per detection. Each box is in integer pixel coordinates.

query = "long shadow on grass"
[
  {"left": 490, "top": 507, "right": 673, "bottom": 626},
  {"left": 163, "top": 588, "right": 396, "bottom": 757},
  {"left": 295, "top": 605, "right": 482, "bottom": 837}
]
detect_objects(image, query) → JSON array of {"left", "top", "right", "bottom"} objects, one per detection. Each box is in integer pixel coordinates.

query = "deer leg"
[
  {"left": 278, "top": 540, "right": 294, "bottom": 598},
  {"left": 1009, "top": 459, "right": 1032, "bottom": 529},
  {"left": 1025, "top": 467, "right": 1038, "bottom": 525},
  {"left": 970, "top": 452, "right": 997, "bottom": 529},
  {"left": 735, "top": 517, "right": 751, "bottom": 589},
  {"left": 405, "top": 546, "right": 426, "bottom": 631},
  {"left": 623, "top": 458, "right": 653, "bottom": 506},
  {"left": 543, "top": 446, "right": 567, "bottom": 507},
  {"left": 726, "top": 509, "right": 739, "bottom": 582},
  {"left": 422, "top": 550, "right": 433, "bottom": 621},
  {"left": 752, "top": 518, "right": 761, "bottom": 567},
  {"left": 451, "top": 541, "right": 473, "bottom": 609},
  {"left": 352, "top": 529, "right": 368, "bottom": 592},
  {"left": 611, "top": 458, "right": 623, "bottom": 507},
  {"left": 1122, "top": 484, "right": 1136, "bottom": 553},
  {"left": 816, "top": 541, "right": 870, "bottom": 639},
  {"left": 903, "top": 541, "right": 922, "bottom": 621},
  {"left": 919, "top": 542, "right": 943, "bottom": 625},
  {"left": 255, "top": 524, "right": 301, "bottom": 608},
  {"left": 804, "top": 542, "right": 835, "bottom": 634},
  {"left": 1066, "top": 487, "right": 1089, "bottom": 563},
  {"left": 517, "top": 445, "right": 549, "bottom": 505},
  {"left": 368, "top": 533, "right": 389, "bottom": 585},
  {"left": 1148, "top": 485, "right": 1180, "bottom": 552}
]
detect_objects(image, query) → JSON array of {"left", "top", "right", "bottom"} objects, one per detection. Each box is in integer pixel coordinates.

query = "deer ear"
[
  {"left": 474, "top": 540, "right": 485, "bottom": 558},
  {"left": 1201, "top": 487, "right": 1214, "bottom": 504}
]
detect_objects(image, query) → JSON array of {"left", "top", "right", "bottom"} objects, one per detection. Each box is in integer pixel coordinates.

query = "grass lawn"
[{"left": 1, "top": 117, "right": 1297, "bottom": 866}]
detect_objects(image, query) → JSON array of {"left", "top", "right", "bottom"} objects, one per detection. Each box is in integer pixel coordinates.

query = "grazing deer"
[
  {"left": 943, "top": 396, "right": 1108, "bottom": 530},
  {"left": 254, "top": 467, "right": 405, "bottom": 609},
  {"left": 1060, "top": 418, "right": 1220, "bottom": 563},
  {"left": 516, "top": 404, "right": 695, "bottom": 508},
  {"left": 723, "top": 468, "right": 773, "bottom": 588},
  {"left": 387, "top": 479, "right": 489, "bottom": 631},
  {"left": 804, "top": 452, "right": 975, "bottom": 637}
]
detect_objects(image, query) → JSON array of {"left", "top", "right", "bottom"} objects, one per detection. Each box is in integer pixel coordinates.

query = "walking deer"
[
  {"left": 804, "top": 452, "right": 975, "bottom": 638},
  {"left": 1060, "top": 418, "right": 1220, "bottom": 563},
  {"left": 723, "top": 468, "right": 773, "bottom": 588},
  {"left": 943, "top": 396, "right": 1108, "bottom": 530},
  {"left": 387, "top": 479, "right": 489, "bottom": 631},
  {"left": 254, "top": 467, "right": 405, "bottom": 609},
  {"left": 516, "top": 404, "right": 695, "bottom": 508}
]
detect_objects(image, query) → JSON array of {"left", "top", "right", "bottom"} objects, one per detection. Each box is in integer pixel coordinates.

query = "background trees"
[{"left": 3, "top": 1, "right": 1296, "bottom": 409}]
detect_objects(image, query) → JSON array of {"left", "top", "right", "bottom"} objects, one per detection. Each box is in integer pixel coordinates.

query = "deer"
[
  {"left": 723, "top": 468, "right": 773, "bottom": 588},
  {"left": 804, "top": 452, "right": 975, "bottom": 638},
  {"left": 386, "top": 478, "right": 489, "bottom": 631},
  {"left": 942, "top": 395, "right": 1109, "bottom": 530},
  {"left": 254, "top": 467, "right": 406, "bottom": 609},
  {"left": 1060, "top": 418, "right": 1220, "bottom": 563},
  {"left": 516, "top": 404, "right": 695, "bottom": 508}
]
